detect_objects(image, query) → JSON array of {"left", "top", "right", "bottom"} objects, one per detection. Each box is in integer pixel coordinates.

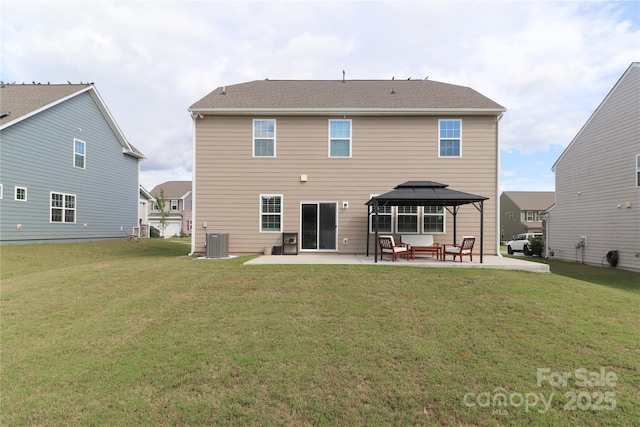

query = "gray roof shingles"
[
  {"left": 190, "top": 79, "right": 505, "bottom": 111},
  {"left": 150, "top": 181, "right": 192, "bottom": 199},
  {"left": 0, "top": 84, "right": 92, "bottom": 126},
  {"left": 503, "top": 191, "right": 555, "bottom": 211}
]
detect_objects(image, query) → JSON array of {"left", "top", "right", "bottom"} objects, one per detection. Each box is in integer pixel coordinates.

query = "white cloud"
[{"left": 1, "top": 0, "right": 637, "bottom": 190}]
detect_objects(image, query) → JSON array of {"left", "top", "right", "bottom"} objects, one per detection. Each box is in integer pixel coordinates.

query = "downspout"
[
  {"left": 189, "top": 113, "right": 198, "bottom": 256},
  {"left": 495, "top": 112, "right": 503, "bottom": 258}
]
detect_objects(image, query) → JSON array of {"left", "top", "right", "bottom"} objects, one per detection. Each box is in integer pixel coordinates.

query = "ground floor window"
[
  {"left": 51, "top": 192, "right": 76, "bottom": 223},
  {"left": 397, "top": 206, "right": 419, "bottom": 233},
  {"left": 15, "top": 186, "right": 27, "bottom": 201},
  {"left": 369, "top": 203, "right": 393, "bottom": 233},
  {"left": 370, "top": 205, "right": 445, "bottom": 234},
  {"left": 260, "top": 194, "right": 282, "bottom": 232},
  {"left": 423, "top": 206, "right": 445, "bottom": 233}
]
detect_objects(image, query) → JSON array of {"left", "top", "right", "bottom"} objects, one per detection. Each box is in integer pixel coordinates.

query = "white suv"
[{"left": 506, "top": 233, "right": 541, "bottom": 255}]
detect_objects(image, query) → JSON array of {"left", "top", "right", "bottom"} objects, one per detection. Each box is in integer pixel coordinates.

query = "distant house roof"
[
  {"left": 502, "top": 191, "right": 555, "bottom": 211},
  {"left": 189, "top": 79, "right": 505, "bottom": 115},
  {"left": 150, "top": 181, "right": 192, "bottom": 199},
  {"left": 0, "top": 83, "right": 144, "bottom": 159}
]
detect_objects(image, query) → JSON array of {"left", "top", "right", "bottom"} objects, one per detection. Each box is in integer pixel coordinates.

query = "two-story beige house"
[{"left": 189, "top": 79, "right": 505, "bottom": 257}]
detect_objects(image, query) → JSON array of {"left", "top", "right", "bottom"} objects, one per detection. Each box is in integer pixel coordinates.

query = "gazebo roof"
[{"left": 366, "top": 181, "right": 488, "bottom": 207}]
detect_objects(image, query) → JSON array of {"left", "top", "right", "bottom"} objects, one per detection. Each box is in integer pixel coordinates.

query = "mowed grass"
[{"left": 1, "top": 240, "right": 639, "bottom": 426}]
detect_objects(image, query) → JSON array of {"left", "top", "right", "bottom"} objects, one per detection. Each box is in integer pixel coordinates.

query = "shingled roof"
[
  {"left": 189, "top": 79, "right": 505, "bottom": 114},
  {"left": 150, "top": 181, "right": 192, "bottom": 199},
  {"left": 502, "top": 191, "right": 555, "bottom": 211},
  {"left": 0, "top": 83, "right": 144, "bottom": 158},
  {"left": 0, "top": 84, "right": 93, "bottom": 125}
]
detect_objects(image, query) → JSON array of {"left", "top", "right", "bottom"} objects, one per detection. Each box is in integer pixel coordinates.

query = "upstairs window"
[
  {"left": 74, "top": 139, "right": 86, "bottom": 169},
  {"left": 51, "top": 192, "right": 76, "bottom": 223},
  {"left": 253, "top": 119, "right": 276, "bottom": 157},
  {"left": 260, "top": 194, "right": 282, "bottom": 232},
  {"left": 439, "top": 119, "right": 462, "bottom": 157},
  {"left": 524, "top": 211, "right": 543, "bottom": 222},
  {"left": 329, "top": 120, "right": 352, "bottom": 157},
  {"left": 171, "top": 200, "right": 179, "bottom": 210},
  {"left": 15, "top": 186, "right": 27, "bottom": 201}
]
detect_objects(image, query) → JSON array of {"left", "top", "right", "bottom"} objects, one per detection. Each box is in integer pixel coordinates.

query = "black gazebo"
[{"left": 366, "top": 181, "right": 489, "bottom": 263}]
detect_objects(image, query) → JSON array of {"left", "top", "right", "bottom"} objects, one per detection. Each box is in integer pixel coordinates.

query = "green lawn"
[{"left": 2, "top": 239, "right": 639, "bottom": 426}]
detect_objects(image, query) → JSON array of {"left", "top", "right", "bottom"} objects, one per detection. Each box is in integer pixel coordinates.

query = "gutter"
[{"left": 188, "top": 107, "right": 507, "bottom": 117}]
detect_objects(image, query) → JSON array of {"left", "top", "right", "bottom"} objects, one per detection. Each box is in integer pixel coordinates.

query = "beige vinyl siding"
[
  {"left": 194, "top": 115, "right": 498, "bottom": 255},
  {"left": 548, "top": 64, "right": 639, "bottom": 271}
]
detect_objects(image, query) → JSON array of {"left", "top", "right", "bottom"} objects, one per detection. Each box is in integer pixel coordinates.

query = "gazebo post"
[
  {"left": 452, "top": 206, "right": 458, "bottom": 245},
  {"left": 366, "top": 206, "right": 370, "bottom": 257},
  {"left": 374, "top": 200, "right": 379, "bottom": 263},
  {"left": 480, "top": 200, "right": 484, "bottom": 263}
]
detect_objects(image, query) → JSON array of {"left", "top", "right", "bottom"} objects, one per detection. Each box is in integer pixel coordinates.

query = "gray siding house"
[
  {"left": 0, "top": 84, "right": 144, "bottom": 243},
  {"left": 547, "top": 62, "right": 639, "bottom": 272},
  {"left": 500, "top": 191, "right": 555, "bottom": 243}
]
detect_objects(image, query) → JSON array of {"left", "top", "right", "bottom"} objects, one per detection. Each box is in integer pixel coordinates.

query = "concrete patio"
[{"left": 243, "top": 253, "right": 550, "bottom": 273}]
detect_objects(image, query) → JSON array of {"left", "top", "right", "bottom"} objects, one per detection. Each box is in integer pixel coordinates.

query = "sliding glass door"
[{"left": 301, "top": 202, "right": 337, "bottom": 251}]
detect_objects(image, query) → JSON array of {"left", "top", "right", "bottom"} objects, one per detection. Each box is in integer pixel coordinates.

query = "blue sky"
[{"left": 2, "top": 0, "right": 638, "bottom": 192}]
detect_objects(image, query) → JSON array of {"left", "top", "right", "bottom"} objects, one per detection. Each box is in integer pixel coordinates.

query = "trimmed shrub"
[{"left": 529, "top": 235, "right": 543, "bottom": 257}]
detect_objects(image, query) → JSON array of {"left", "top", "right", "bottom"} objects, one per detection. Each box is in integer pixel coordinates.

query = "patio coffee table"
[{"left": 410, "top": 245, "right": 443, "bottom": 261}]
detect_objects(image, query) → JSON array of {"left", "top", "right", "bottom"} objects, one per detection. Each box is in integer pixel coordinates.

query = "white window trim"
[
  {"left": 396, "top": 206, "right": 419, "bottom": 234},
  {"left": 0, "top": 184, "right": 3, "bottom": 199},
  {"left": 74, "top": 138, "right": 86, "bottom": 169},
  {"left": 368, "top": 195, "right": 394, "bottom": 233},
  {"left": 253, "top": 119, "right": 276, "bottom": 158},
  {"left": 259, "top": 194, "right": 283, "bottom": 233},
  {"left": 15, "top": 186, "right": 27, "bottom": 201},
  {"left": 422, "top": 206, "right": 446, "bottom": 234},
  {"left": 328, "top": 119, "right": 352, "bottom": 158},
  {"left": 171, "top": 200, "right": 179, "bottom": 210},
  {"left": 438, "top": 119, "right": 462, "bottom": 158},
  {"left": 50, "top": 191, "right": 76, "bottom": 224},
  {"left": 369, "top": 203, "right": 447, "bottom": 235}
]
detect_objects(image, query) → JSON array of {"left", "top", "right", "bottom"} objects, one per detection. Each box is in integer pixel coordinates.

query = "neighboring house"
[
  {"left": 137, "top": 185, "right": 154, "bottom": 238},
  {"left": 0, "top": 83, "right": 144, "bottom": 243},
  {"left": 547, "top": 62, "right": 640, "bottom": 272},
  {"left": 148, "top": 181, "right": 192, "bottom": 237},
  {"left": 500, "top": 191, "right": 555, "bottom": 242},
  {"left": 188, "top": 78, "right": 505, "bottom": 256}
]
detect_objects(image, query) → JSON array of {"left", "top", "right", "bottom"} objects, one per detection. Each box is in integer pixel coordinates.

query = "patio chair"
[
  {"left": 443, "top": 236, "right": 475, "bottom": 262},
  {"left": 378, "top": 235, "right": 409, "bottom": 261}
]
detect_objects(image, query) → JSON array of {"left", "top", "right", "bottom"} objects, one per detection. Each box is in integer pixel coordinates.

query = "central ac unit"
[{"left": 206, "top": 232, "right": 229, "bottom": 258}]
